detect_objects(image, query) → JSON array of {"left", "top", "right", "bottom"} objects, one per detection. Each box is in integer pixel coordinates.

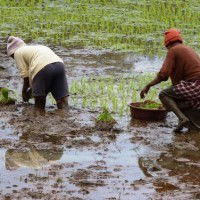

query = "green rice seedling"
[
  {"left": 95, "top": 107, "right": 117, "bottom": 130},
  {"left": 82, "top": 96, "right": 88, "bottom": 108},
  {"left": 96, "top": 107, "right": 115, "bottom": 123},
  {"left": 69, "top": 73, "right": 170, "bottom": 116}
]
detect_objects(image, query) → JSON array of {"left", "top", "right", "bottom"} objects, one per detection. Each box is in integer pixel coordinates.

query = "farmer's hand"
[{"left": 140, "top": 85, "right": 150, "bottom": 99}]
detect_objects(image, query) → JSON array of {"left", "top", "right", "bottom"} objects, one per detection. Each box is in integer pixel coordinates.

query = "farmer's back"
[
  {"left": 14, "top": 45, "right": 63, "bottom": 80},
  {"left": 161, "top": 44, "right": 200, "bottom": 85}
]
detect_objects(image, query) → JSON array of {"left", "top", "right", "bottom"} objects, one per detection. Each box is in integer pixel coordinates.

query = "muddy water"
[
  {"left": 54, "top": 47, "right": 163, "bottom": 79},
  {"left": 0, "top": 47, "right": 200, "bottom": 200}
]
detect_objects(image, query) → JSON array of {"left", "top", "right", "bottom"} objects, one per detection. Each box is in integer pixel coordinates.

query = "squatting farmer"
[
  {"left": 7, "top": 36, "right": 69, "bottom": 115},
  {"left": 140, "top": 29, "right": 200, "bottom": 132}
]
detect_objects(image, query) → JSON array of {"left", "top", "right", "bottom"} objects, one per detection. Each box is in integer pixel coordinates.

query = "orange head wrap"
[{"left": 164, "top": 28, "right": 183, "bottom": 47}]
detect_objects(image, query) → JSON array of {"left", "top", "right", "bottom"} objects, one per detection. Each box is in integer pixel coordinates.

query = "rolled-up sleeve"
[
  {"left": 14, "top": 51, "right": 29, "bottom": 78},
  {"left": 157, "top": 49, "right": 175, "bottom": 81}
]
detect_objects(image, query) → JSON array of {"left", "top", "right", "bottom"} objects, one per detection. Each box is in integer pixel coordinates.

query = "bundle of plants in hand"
[{"left": 0, "top": 88, "right": 16, "bottom": 105}]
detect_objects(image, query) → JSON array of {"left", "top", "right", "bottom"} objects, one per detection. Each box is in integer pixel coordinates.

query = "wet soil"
[{"left": 0, "top": 46, "right": 200, "bottom": 200}]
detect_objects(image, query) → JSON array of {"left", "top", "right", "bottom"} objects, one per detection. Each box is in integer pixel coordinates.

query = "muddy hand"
[{"left": 140, "top": 85, "right": 150, "bottom": 99}]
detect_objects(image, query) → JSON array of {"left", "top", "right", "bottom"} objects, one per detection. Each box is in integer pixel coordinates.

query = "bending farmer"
[
  {"left": 140, "top": 29, "right": 200, "bottom": 132},
  {"left": 7, "top": 36, "right": 69, "bottom": 115}
]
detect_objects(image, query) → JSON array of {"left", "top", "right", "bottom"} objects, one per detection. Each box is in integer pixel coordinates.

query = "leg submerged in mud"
[
  {"left": 34, "top": 96, "right": 46, "bottom": 116},
  {"left": 56, "top": 96, "right": 69, "bottom": 110},
  {"left": 159, "top": 90, "right": 189, "bottom": 132},
  {"left": 181, "top": 109, "right": 200, "bottom": 132}
]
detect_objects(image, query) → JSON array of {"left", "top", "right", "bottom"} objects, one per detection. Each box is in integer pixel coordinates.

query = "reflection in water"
[
  {"left": 5, "top": 147, "right": 63, "bottom": 170},
  {"left": 134, "top": 132, "right": 200, "bottom": 196},
  {"left": 157, "top": 132, "right": 200, "bottom": 185}
]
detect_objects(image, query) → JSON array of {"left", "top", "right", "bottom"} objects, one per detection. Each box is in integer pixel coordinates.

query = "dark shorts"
[{"left": 32, "top": 62, "right": 69, "bottom": 100}]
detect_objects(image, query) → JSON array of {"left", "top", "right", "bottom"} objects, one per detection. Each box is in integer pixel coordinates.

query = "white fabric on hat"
[{"left": 7, "top": 36, "right": 26, "bottom": 56}]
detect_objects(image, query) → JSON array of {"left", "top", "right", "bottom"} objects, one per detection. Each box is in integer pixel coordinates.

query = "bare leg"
[
  {"left": 34, "top": 96, "right": 46, "bottom": 116},
  {"left": 159, "top": 92, "right": 189, "bottom": 132},
  {"left": 176, "top": 102, "right": 190, "bottom": 110},
  {"left": 56, "top": 96, "right": 68, "bottom": 110}
]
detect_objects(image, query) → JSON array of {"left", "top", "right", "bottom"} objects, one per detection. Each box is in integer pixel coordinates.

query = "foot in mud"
[
  {"left": 55, "top": 108, "right": 69, "bottom": 117},
  {"left": 188, "top": 122, "right": 200, "bottom": 133},
  {"left": 57, "top": 97, "right": 69, "bottom": 110},
  {"left": 33, "top": 108, "right": 45, "bottom": 117},
  {"left": 173, "top": 118, "right": 190, "bottom": 133}
]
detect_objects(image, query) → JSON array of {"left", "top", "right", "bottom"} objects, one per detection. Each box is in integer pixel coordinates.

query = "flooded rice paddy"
[
  {"left": 0, "top": 47, "right": 200, "bottom": 200},
  {"left": 1, "top": 0, "right": 200, "bottom": 199}
]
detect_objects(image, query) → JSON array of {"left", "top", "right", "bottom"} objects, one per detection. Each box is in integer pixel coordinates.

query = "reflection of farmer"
[
  {"left": 140, "top": 29, "right": 200, "bottom": 132},
  {"left": 5, "top": 148, "right": 63, "bottom": 170},
  {"left": 7, "top": 36, "right": 69, "bottom": 115}
]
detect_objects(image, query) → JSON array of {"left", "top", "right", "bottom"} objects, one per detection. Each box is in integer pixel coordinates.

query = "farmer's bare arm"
[
  {"left": 140, "top": 76, "right": 163, "bottom": 98},
  {"left": 140, "top": 49, "right": 174, "bottom": 99},
  {"left": 22, "top": 77, "right": 30, "bottom": 102}
]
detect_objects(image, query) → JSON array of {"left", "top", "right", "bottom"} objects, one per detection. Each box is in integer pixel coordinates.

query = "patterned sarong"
[{"left": 173, "top": 80, "right": 200, "bottom": 110}]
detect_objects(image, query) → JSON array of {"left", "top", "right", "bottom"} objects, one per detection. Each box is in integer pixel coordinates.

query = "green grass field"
[{"left": 1, "top": 0, "right": 200, "bottom": 55}]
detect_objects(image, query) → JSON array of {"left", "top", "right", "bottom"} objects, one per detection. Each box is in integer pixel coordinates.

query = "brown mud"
[{"left": 0, "top": 46, "right": 200, "bottom": 200}]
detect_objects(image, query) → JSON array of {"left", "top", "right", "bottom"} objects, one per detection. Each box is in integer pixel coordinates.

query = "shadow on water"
[{"left": 53, "top": 47, "right": 163, "bottom": 79}]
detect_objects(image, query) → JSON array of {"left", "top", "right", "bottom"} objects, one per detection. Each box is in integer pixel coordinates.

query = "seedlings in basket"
[{"left": 138, "top": 100, "right": 164, "bottom": 110}]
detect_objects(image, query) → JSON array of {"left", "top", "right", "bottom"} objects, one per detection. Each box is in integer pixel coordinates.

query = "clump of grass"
[
  {"left": 95, "top": 107, "right": 117, "bottom": 131},
  {"left": 0, "top": 88, "right": 16, "bottom": 105},
  {"left": 96, "top": 107, "right": 116, "bottom": 122}
]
